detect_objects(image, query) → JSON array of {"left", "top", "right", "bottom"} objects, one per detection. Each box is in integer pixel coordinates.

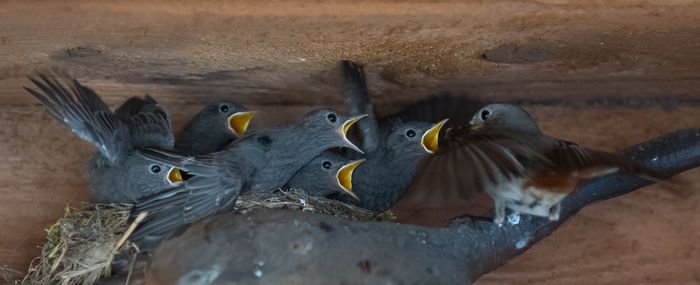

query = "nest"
[{"left": 10, "top": 189, "right": 393, "bottom": 285}]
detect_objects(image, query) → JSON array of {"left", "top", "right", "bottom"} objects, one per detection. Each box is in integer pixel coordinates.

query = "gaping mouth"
[
  {"left": 338, "top": 114, "right": 368, "bottom": 154},
  {"left": 336, "top": 159, "right": 365, "bottom": 200},
  {"left": 228, "top": 111, "right": 256, "bottom": 136},
  {"left": 167, "top": 167, "right": 184, "bottom": 184},
  {"left": 421, "top": 118, "right": 449, "bottom": 153}
]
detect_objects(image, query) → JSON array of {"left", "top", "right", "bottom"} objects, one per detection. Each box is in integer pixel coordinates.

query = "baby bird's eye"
[
  {"left": 480, "top": 110, "right": 490, "bottom": 121},
  {"left": 150, "top": 164, "right": 162, "bottom": 174},
  {"left": 326, "top": 113, "right": 337, "bottom": 123},
  {"left": 220, "top": 104, "right": 230, "bottom": 113},
  {"left": 322, "top": 161, "right": 332, "bottom": 169},
  {"left": 405, "top": 129, "right": 416, "bottom": 138}
]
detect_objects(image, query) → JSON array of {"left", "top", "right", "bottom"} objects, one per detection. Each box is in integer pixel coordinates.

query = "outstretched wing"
[
  {"left": 24, "top": 72, "right": 129, "bottom": 163},
  {"left": 545, "top": 140, "right": 670, "bottom": 181},
  {"left": 402, "top": 129, "right": 549, "bottom": 208}
]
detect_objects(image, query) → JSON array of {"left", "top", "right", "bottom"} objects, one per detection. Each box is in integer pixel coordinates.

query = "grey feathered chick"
[
  {"left": 176, "top": 100, "right": 255, "bottom": 155},
  {"left": 287, "top": 151, "right": 365, "bottom": 199},
  {"left": 349, "top": 120, "right": 447, "bottom": 212},
  {"left": 334, "top": 60, "right": 448, "bottom": 212},
  {"left": 129, "top": 108, "right": 366, "bottom": 249},
  {"left": 24, "top": 72, "right": 183, "bottom": 203}
]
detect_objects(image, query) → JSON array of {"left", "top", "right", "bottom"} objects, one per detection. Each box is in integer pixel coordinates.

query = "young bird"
[
  {"left": 349, "top": 120, "right": 447, "bottom": 212},
  {"left": 405, "top": 103, "right": 671, "bottom": 224},
  {"left": 286, "top": 151, "right": 365, "bottom": 199},
  {"left": 333, "top": 60, "right": 448, "bottom": 212},
  {"left": 176, "top": 100, "right": 255, "bottom": 155},
  {"left": 24, "top": 73, "right": 183, "bottom": 203},
  {"left": 129, "top": 109, "right": 366, "bottom": 249}
]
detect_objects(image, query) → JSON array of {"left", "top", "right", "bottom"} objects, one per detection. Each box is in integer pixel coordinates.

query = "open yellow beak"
[
  {"left": 228, "top": 111, "right": 256, "bottom": 136},
  {"left": 421, "top": 118, "right": 448, "bottom": 153},
  {"left": 167, "top": 167, "right": 184, "bottom": 184},
  {"left": 338, "top": 114, "right": 368, "bottom": 154},
  {"left": 336, "top": 159, "right": 365, "bottom": 200}
]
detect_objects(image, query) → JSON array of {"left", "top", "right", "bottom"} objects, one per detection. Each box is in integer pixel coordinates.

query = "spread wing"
[
  {"left": 401, "top": 129, "right": 550, "bottom": 208},
  {"left": 24, "top": 72, "right": 129, "bottom": 163},
  {"left": 544, "top": 140, "right": 671, "bottom": 181}
]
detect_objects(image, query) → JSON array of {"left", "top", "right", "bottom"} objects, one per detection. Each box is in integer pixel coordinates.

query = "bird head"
[
  {"left": 287, "top": 152, "right": 363, "bottom": 199},
  {"left": 209, "top": 101, "right": 256, "bottom": 137},
  {"left": 385, "top": 119, "right": 449, "bottom": 157},
  {"left": 468, "top": 103, "right": 541, "bottom": 134},
  {"left": 195, "top": 100, "right": 255, "bottom": 138},
  {"left": 178, "top": 100, "right": 256, "bottom": 154},
  {"left": 122, "top": 155, "right": 184, "bottom": 198},
  {"left": 298, "top": 109, "right": 367, "bottom": 154}
]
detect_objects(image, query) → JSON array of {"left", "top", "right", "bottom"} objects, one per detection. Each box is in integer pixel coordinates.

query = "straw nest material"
[{"left": 8, "top": 189, "right": 394, "bottom": 285}]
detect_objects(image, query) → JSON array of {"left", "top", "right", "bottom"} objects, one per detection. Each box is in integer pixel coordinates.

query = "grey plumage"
[
  {"left": 348, "top": 121, "right": 447, "bottom": 212},
  {"left": 287, "top": 151, "right": 364, "bottom": 199},
  {"left": 340, "top": 60, "right": 381, "bottom": 153},
  {"left": 176, "top": 100, "right": 255, "bottom": 155},
  {"left": 24, "top": 72, "right": 182, "bottom": 203},
  {"left": 129, "top": 108, "right": 366, "bottom": 248},
  {"left": 333, "top": 60, "right": 448, "bottom": 212}
]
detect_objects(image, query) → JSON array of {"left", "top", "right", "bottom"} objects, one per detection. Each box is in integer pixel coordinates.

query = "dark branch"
[{"left": 144, "top": 129, "right": 700, "bottom": 285}]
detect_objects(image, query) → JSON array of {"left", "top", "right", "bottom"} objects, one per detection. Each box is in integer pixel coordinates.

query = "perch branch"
[{"left": 146, "top": 129, "right": 700, "bottom": 285}]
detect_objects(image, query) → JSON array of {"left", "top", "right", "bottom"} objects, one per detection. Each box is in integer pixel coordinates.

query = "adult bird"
[
  {"left": 404, "top": 103, "right": 672, "bottom": 224},
  {"left": 287, "top": 151, "right": 365, "bottom": 199},
  {"left": 176, "top": 100, "right": 255, "bottom": 155},
  {"left": 129, "top": 109, "right": 366, "bottom": 249},
  {"left": 24, "top": 72, "right": 183, "bottom": 203}
]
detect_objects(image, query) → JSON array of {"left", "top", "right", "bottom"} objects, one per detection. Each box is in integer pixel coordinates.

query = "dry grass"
[
  {"left": 15, "top": 204, "right": 138, "bottom": 285},
  {"left": 9, "top": 189, "right": 393, "bottom": 285},
  {"left": 236, "top": 188, "right": 395, "bottom": 221}
]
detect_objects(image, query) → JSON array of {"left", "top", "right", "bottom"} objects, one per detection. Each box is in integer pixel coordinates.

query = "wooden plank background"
[{"left": 0, "top": 1, "right": 698, "bottom": 284}]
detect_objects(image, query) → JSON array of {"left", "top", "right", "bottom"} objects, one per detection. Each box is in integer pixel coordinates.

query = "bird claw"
[
  {"left": 548, "top": 204, "right": 561, "bottom": 221},
  {"left": 493, "top": 214, "right": 505, "bottom": 225}
]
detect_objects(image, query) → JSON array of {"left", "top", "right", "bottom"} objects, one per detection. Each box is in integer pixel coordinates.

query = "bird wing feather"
[
  {"left": 340, "top": 60, "right": 381, "bottom": 153},
  {"left": 117, "top": 95, "right": 174, "bottom": 149},
  {"left": 130, "top": 147, "right": 242, "bottom": 244},
  {"left": 25, "top": 72, "right": 129, "bottom": 163},
  {"left": 544, "top": 140, "right": 670, "bottom": 181},
  {"left": 402, "top": 130, "right": 549, "bottom": 208}
]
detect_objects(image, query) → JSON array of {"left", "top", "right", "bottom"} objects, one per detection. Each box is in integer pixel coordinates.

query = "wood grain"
[{"left": 0, "top": 1, "right": 698, "bottom": 284}]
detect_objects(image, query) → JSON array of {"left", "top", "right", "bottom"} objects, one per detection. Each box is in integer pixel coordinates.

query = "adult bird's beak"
[
  {"left": 469, "top": 123, "right": 482, "bottom": 132},
  {"left": 421, "top": 119, "right": 449, "bottom": 153},
  {"left": 228, "top": 111, "right": 256, "bottom": 136},
  {"left": 336, "top": 159, "right": 365, "bottom": 200},
  {"left": 167, "top": 167, "right": 184, "bottom": 184},
  {"left": 338, "top": 114, "right": 368, "bottom": 154}
]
